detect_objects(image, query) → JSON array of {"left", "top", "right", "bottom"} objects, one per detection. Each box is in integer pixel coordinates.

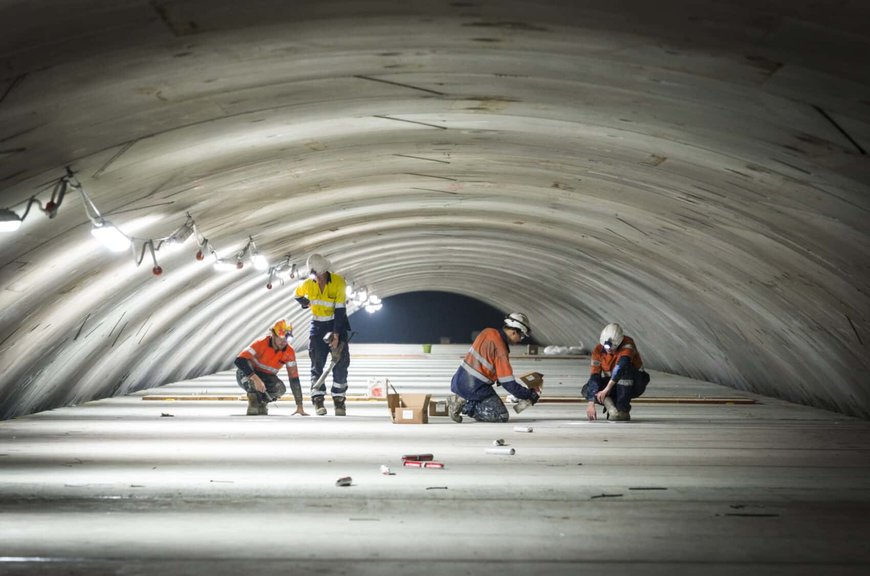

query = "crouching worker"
[
  {"left": 583, "top": 323, "right": 650, "bottom": 422},
  {"left": 448, "top": 313, "right": 541, "bottom": 423},
  {"left": 234, "top": 320, "right": 308, "bottom": 416}
]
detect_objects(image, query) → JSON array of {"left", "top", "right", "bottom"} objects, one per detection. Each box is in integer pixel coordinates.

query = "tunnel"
[
  {"left": 1, "top": 0, "right": 868, "bottom": 420},
  {"left": 1, "top": 0, "right": 868, "bottom": 419},
  {"left": 1, "top": 1, "right": 869, "bottom": 574}
]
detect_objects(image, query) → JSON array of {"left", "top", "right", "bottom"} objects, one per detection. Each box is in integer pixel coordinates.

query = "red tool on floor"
[{"left": 403, "top": 460, "right": 444, "bottom": 469}]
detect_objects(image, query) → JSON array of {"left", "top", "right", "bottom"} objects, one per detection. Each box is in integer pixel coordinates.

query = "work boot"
[
  {"left": 246, "top": 393, "right": 260, "bottom": 416},
  {"left": 447, "top": 394, "right": 466, "bottom": 423},
  {"left": 602, "top": 397, "right": 617, "bottom": 420},
  {"left": 312, "top": 395, "right": 327, "bottom": 416},
  {"left": 333, "top": 396, "right": 347, "bottom": 416},
  {"left": 258, "top": 401, "right": 269, "bottom": 416},
  {"left": 611, "top": 410, "right": 631, "bottom": 422}
]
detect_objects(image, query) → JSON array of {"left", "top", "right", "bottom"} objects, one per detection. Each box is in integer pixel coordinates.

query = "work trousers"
[
  {"left": 466, "top": 393, "right": 511, "bottom": 423},
  {"left": 450, "top": 367, "right": 511, "bottom": 422},
  {"left": 583, "top": 367, "right": 649, "bottom": 413},
  {"left": 309, "top": 336, "right": 350, "bottom": 399},
  {"left": 235, "top": 370, "right": 286, "bottom": 405}
]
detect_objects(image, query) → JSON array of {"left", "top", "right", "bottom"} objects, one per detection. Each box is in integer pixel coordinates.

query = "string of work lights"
[{"left": 1, "top": 167, "right": 382, "bottom": 311}]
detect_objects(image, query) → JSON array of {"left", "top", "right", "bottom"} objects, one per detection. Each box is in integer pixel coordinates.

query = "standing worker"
[
  {"left": 447, "top": 313, "right": 541, "bottom": 423},
  {"left": 294, "top": 253, "right": 351, "bottom": 416},
  {"left": 583, "top": 323, "right": 650, "bottom": 421},
  {"left": 234, "top": 319, "right": 308, "bottom": 416}
]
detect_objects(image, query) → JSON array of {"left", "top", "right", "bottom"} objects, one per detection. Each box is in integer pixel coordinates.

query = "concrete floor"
[{"left": 1, "top": 345, "right": 869, "bottom": 575}]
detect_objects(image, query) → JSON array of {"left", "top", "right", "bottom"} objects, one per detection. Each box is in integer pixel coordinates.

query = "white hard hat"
[
  {"left": 504, "top": 312, "right": 531, "bottom": 338},
  {"left": 306, "top": 253, "right": 330, "bottom": 274},
  {"left": 599, "top": 323, "right": 624, "bottom": 349}
]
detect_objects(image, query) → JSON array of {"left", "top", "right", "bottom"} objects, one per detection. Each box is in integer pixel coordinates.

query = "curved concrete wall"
[{"left": 0, "top": 0, "right": 868, "bottom": 419}]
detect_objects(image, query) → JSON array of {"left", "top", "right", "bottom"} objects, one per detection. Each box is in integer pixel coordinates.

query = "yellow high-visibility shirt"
[{"left": 294, "top": 272, "right": 347, "bottom": 323}]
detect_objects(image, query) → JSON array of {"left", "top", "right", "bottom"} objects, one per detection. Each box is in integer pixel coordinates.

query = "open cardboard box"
[
  {"left": 518, "top": 371, "right": 544, "bottom": 390},
  {"left": 387, "top": 393, "right": 431, "bottom": 424}
]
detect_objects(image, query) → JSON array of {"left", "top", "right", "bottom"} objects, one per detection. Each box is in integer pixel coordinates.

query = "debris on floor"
[
  {"left": 485, "top": 447, "right": 516, "bottom": 455},
  {"left": 403, "top": 460, "right": 444, "bottom": 468},
  {"left": 160, "top": 413, "right": 174, "bottom": 417},
  {"left": 402, "top": 453, "right": 433, "bottom": 461},
  {"left": 513, "top": 426, "right": 533, "bottom": 433},
  {"left": 335, "top": 476, "right": 352, "bottom": 487},
  {"left": 492, "top": 438, "right": 506, "bottom": 446},
  {"left": 379, "top": 465, "right": 395, "bottom": 475}
]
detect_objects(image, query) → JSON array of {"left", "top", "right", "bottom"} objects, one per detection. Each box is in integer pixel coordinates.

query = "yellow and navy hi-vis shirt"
[{"left": 294, "top": 271, "right": 349, "bottom": 337}]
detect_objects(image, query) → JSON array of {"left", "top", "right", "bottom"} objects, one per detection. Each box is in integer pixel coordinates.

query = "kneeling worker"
[
  {"left": 234, "top": 319, "right": 308, "bottom": 416},
  {"left": 448, "top": 312, "right": 541, "bottom": 423},
  {"left": 583, "top": 323, "right": 650, "bottom": 421}
]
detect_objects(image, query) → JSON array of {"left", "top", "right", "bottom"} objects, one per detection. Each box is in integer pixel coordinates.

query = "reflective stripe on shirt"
[
  {"left": 468, "top": 347, "right": 494, "bottom": 372},
  {"left": 248, "top": 358, "right": 280, "bottom": 375},
  {"left": 461, "top": 361, "right": 491, "bottom": 384}
]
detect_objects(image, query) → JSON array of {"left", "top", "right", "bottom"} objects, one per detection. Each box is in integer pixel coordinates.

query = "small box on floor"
[
  {"left": 387, "top": 393, "right": 431, "bottom": 424},
  {"left": 428, "top": 398, "right": 449, "bottom": 417}
]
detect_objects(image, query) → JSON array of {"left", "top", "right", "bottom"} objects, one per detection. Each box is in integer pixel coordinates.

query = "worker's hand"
[
  {"left": 595, "top": 383, "right": 613, "bottom": 404},
  {"left": 329, "top": 333, "right": 340, "bottom": 349},
  {"left": 293, "top": 405, "right": 309, "bottom": 416},
  {"left": 586, "top": 402, "right": 598, "bottom": 421},
  {"left": 251, "top": 375, "right": 266, "bottom": 394}
]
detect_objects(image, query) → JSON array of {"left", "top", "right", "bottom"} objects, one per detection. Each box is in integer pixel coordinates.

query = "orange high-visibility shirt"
[
  {"left": 238, "top": 336, "right": 299, "bottom": 379},
  {"left": 460, "top": 328, "right": 516, "bottom": 385},
  {"left": 590, "top": 335, "right": 643, "bottom": 379}
]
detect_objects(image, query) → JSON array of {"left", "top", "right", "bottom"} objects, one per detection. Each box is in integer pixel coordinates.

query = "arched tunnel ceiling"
[{"left": 0, "top": 0, "right": 868, "bottom": 419}]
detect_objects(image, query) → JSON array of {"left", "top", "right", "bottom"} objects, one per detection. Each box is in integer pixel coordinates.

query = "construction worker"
[
  {"left": 294, "top": 253, "right": 351, "bottom": 416},
  {"left": 583, "top": 323, "right": 650, "bottom": 422},
  {"left": 234, "top": 319, "right": 307, "bottom": 416},
  {"left": 447, "top": 312, "right": 541, "bottom": 423}
]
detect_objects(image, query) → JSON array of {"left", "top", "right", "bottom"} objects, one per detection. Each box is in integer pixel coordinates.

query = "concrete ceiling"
[{"left": 0, "top": 0, "right": 868, "bottom": 419}]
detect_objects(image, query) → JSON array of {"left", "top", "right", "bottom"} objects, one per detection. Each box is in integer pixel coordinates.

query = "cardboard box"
[
  {"left": 518, "top": 371, "right": 544, "bottom": 390},
  {"left": 428, "top": 398, "right": 449, "bottom": 417},
  {"left": 527, "top": 344, "right": 539, "bottom": 355},
  {"left": 387, "top": 393, "right": 431, "bottom": 424}
]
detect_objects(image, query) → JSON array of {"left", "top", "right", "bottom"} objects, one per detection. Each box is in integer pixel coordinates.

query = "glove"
[{"left": 295, "top": 296, "right": 310, "bottom": 309}]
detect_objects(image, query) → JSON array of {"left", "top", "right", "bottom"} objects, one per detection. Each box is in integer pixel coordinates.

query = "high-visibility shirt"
[
  {"left": 454, "top": 327, "right": 536, "bottom": 402},
  {"left": 294, "top": 271, "right": 349, "bottom": 337},
  {"left": 590, "top": 335, "right": 643, "bottom": 381},
  {"left": 461, "top": 328, "right": 516, "bottom": 385},
  {"left": 237, "top": 335, "right": 299, "bottom": 379}
]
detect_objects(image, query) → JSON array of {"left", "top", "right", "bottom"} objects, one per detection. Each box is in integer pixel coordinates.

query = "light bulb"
[
  {"left": 252, "top": 253, "right": 268, "bottom": 271},
  {"left": 90, "top": 220, "right": 131, "bottom": 252},
  {"left": 0, "top": 209, "right": 22, "bottom": 232}
]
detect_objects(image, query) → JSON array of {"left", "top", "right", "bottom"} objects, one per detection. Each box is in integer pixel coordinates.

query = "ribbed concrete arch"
[{"left": 1, "top": 0, "right": 868, "bottom": 419}]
